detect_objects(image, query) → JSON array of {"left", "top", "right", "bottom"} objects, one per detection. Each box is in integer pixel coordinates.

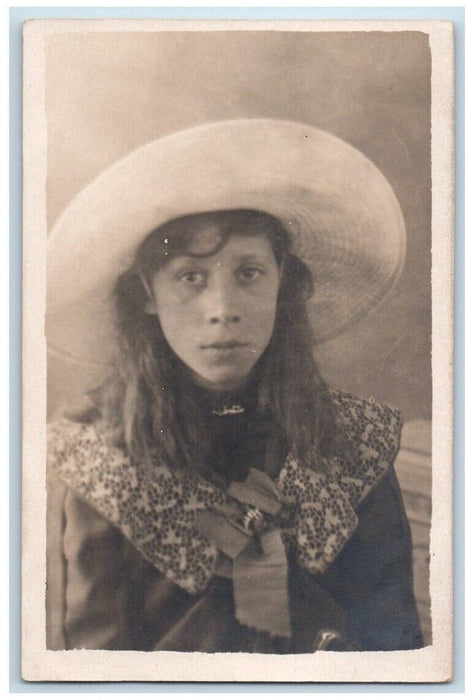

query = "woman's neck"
[{"left": 188, "top": 375, "right": 259, "bottom": 414}]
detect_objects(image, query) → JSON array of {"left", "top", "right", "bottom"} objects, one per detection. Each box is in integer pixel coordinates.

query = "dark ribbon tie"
[{"left": 194, "top": 468, "right": 293, "bottom": 638}]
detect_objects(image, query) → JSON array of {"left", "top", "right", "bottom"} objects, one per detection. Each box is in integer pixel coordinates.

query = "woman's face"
[{"left": 146, "top": 223, "right": 281, "bottom": 391}]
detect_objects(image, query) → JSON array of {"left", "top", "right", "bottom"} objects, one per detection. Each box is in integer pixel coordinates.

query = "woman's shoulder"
[
  {"left": 47, "top": 416, "right": 144, "bottom": 529},
  {"left": 327, "top": 388, "right": 403, "bottom": 466},
  {"left": 47, "top": 417, "right": 132, "bottom": 483},
  {"left": 328, "top": 388, "right": 402, "bottom": 426},
  {"left": 48, "top": 416, "right": 113, "bottom": 457}
]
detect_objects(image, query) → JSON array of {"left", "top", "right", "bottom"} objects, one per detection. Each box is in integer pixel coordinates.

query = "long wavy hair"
[{"left": 95, "top": 209, "right": 337, "bottom": 476}]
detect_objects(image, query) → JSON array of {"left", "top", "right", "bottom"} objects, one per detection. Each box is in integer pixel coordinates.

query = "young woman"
[{"left": 46, "top": 120, "right": 423, "bottom": 653}]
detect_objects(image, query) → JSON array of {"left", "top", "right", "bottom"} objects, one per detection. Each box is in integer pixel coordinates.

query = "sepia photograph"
[{"left": 22, "top": 18, "right": 453, "bottom": 682}]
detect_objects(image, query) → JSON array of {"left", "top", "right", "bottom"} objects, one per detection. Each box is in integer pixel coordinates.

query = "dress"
[{"left": 46, "top": 389, "right": 423, "bottom": 652}]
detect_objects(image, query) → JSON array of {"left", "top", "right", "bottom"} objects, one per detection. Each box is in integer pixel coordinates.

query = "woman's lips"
[
  {"left": 200, "top": 341, "right": 249, "bottom": 364},
  {"left": 201, "top": 341, "right": 247, "bottom": 350}
]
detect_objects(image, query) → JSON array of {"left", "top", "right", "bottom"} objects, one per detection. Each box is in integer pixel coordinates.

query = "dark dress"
[{"left": 46, "top": 389, "right": 423, "bottom": 652}]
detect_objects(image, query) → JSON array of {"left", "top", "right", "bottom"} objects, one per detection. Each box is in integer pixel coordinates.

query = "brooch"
[{"left": 212, "top": 404, "right": 246, "bottom": 416}]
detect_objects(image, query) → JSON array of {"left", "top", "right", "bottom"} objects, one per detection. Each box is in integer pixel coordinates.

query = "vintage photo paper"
[{"left": 22, "top": 19, "right": 453, "bottom": 682}]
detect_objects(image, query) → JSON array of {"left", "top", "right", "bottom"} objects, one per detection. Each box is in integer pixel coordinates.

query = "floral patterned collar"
[{"left": 47, "top": 390, "right": 402, "bottom": 596}]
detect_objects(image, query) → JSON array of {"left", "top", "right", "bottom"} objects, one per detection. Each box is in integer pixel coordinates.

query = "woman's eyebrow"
[
  {"left": 165, "top": 253, "right": 272, "bottom": 270},
  {"left": 165, "top": 256, "right": 207, "bottom": 271},
  {"left": 232, "top": 254, "right": 273, "bottom": 264}
]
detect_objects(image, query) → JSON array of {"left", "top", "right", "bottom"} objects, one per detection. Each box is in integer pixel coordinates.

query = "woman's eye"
[
  {"left": 179, "top": 271, "right": 206, "bottom": 286},
  {"left": 238, "top": 267, "right": 264, "bottom": 282}
]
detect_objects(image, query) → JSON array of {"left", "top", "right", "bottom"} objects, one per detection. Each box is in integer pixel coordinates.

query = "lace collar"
[{"left": 47, "top": 390, "right": 402, "bottom": 595}]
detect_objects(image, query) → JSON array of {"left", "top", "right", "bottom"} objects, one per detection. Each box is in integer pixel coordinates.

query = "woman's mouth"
[
  {"left": 200, "top": 341, "right": 249, "bottom": 365},
  {"left": 201, "top": 341, "right": 248, "bottom": 350}
]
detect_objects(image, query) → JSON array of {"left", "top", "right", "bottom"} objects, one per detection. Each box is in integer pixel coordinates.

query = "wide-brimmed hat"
[{"left": 46, "top": 119, "right": 406, "bottom": 367}]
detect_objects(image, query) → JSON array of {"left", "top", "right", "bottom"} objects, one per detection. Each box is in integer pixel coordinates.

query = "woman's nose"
[
  {"left": 209, "top": 311, "right": 241, "bottom": 325},
  {"left": 205, "top": 279, "right": 241, "bottom": 325}
]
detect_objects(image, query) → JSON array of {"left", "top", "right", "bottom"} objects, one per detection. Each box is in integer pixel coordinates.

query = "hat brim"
[{"left": 46, "top": 119, "right": 406, "bottom": 366}]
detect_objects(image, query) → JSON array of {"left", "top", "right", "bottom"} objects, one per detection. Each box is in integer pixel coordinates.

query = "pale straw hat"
[{"left": 46, "top": 119, "right": 406, "bottom": 366}]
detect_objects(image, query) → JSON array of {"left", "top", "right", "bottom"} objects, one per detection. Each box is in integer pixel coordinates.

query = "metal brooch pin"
[
  {"left": 212, "top": 405, "right": 246, "bottom": 416},
  {"left": 242, "top": 507, "right": 264, "bottom": 532}
]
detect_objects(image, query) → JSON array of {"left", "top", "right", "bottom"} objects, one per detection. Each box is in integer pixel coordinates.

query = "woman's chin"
[{"left": 189, "top": 368, "right": 251, "bottom": 392}]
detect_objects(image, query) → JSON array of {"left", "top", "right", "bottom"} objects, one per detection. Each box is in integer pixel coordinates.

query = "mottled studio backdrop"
[{"left": 46, "top": 29, "right": 431, "bottom": 422}]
